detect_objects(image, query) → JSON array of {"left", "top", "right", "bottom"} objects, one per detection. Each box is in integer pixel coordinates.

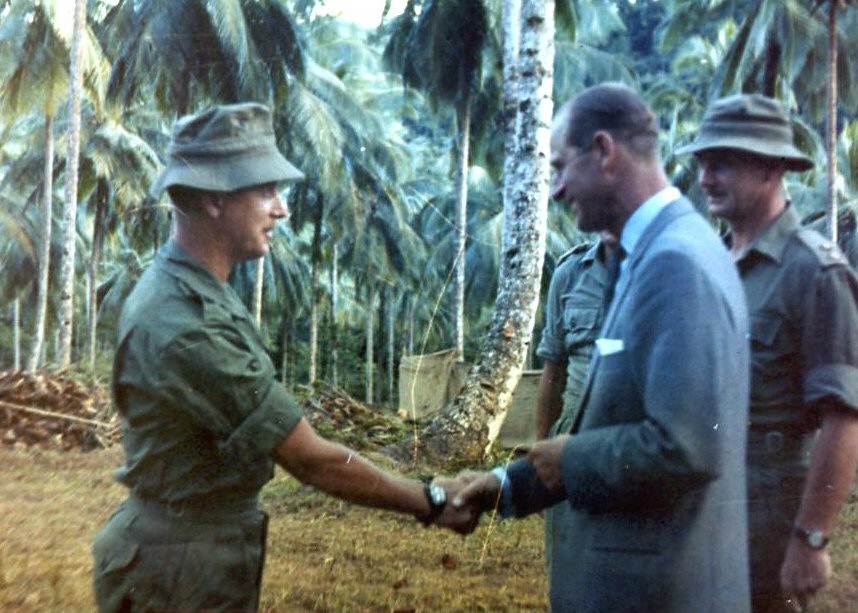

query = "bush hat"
[
  {"left": 152, "top": 102, "right": 304, "bottom": 195},
  {"left": 676, "top": 94, "right": 813, "bottom": 172}
]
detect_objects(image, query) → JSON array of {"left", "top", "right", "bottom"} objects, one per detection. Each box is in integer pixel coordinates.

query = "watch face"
[
  {"left": 429, "top": 484, "right": 446, "bottom": 506},
  {"left": 807, "top": 531, "right": 826, "bottom": 549}
]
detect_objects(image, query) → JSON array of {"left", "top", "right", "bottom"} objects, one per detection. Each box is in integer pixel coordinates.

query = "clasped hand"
[{"left": 431, "top": 434, "right": 570, "bottom": 536}]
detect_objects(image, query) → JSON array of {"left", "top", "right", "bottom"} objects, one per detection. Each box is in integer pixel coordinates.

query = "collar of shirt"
[
  {"left": 734, "top": 204, "right": 799, "bottom": 265},
  {"left": 619, "top": 185, "right": 681, "bottom": 264},
  {"left": 158, "top": 241, "right": 241, "bottom": 308}
]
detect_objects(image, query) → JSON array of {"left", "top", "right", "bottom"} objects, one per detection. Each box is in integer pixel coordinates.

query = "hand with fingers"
[
  {"left": 780, "top": 539, "right": 831, "bottom": 612},
  {"left": 526, "top": 434, "right": 570, "bottom": 494}
]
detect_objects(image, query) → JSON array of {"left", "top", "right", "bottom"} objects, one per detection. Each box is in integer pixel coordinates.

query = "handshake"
[{"left": 419, "top": 434, "right": 570, "bottom": 535}]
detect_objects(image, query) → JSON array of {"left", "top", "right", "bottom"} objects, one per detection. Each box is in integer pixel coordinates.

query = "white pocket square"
[{"left": 595, "top": 338, "right": 624, "bottom": 355}]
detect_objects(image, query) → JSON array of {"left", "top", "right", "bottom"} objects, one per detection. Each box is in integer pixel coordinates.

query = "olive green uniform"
[
  {"left": 736, "top": 207, "right": 858, "bottom": 611},
  {"left": 535, "top": 241, "right": 608, "bottom": 573},
  {"left": 92, "top": 242, "right": 303, "bottom": 612}
]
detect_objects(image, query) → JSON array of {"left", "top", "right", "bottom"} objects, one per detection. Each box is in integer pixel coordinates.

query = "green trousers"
[{"left": 92, "top": 497, "right": 267, "bottom": 613}]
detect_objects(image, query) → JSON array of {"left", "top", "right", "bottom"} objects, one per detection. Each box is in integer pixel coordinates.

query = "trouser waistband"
[
  {"left": 127, "top": 493, "right": 260, "bottom": 524},
  {"left": 746, "top": 428, "right": 816, "bottom": 461}
]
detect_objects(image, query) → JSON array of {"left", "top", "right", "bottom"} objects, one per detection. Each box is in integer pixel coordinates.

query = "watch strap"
[
  {"left": 418, "top": 482, "right": 446, "bottom": 526},
  {"left": 791, "top": 523, "right": 829, "bottom": 549}
]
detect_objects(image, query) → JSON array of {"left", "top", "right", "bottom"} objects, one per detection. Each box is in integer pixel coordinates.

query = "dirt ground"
[{"left": 0, "top": 447, "right": 855, "bottom": 612}]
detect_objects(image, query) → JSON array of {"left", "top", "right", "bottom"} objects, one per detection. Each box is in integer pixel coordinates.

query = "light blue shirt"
[
  {"left": 491, "top": 186, "right": 682, "bottom": 518},
  {"left": 617, "top": 186, "right": 681, "bottom": 280}
]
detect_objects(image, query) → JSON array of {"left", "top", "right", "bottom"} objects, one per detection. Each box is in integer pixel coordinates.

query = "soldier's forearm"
[{"left": 793, "top": 408, "right": 858, "bottom": 534}]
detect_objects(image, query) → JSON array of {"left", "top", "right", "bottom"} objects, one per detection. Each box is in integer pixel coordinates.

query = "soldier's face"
[
  {"left": 696, "top": 150, "right": 773, "bottom": 224},
  {"left": 219, "top": 183, "right": 287, "bottom": 261}
]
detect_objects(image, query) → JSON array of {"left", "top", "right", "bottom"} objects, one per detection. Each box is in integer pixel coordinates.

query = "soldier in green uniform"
[
  {"left": 91, "top": 103, "right": 470, "bottom": 613},
  {"left": 534, "top": 233, "right": 615, "bottom": 576},
  {"left": 679, "top": 94, "right": 858, "bottom": 612}
]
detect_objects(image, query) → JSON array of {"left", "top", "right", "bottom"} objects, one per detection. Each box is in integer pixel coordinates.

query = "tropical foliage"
[{"left": 0, "top": 0, "right": 856, "bottom": 443}]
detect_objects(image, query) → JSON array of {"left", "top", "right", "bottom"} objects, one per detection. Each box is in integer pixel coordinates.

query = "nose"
[
  {"left": 550, "top": 174, "right": 564, "bottom": 201},
  {"left": 697, "top": 161, "right": 716, "bottom": 190},
  {"left": 271, "top": 192, "right": 287, "bottom": 219}
]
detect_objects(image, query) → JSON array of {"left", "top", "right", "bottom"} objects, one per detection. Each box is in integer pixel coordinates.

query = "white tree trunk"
[
  {"left": 56, "top": 0, "right": 86, "bottom": 369},
  {"left": 308, "top": 210, "right": 322, "bottom": 384},
  {"left": 28, "top": 114, "right": 54, "bottom": 372},
  {"left": 330, "top": 243, "right": 338, "bottom": 388},
  {"left": 826, "top": 0, "right": 838, "bottom": 242},
  {"left": 452, "top": 93, "right": 472, "bottom": 363},
  {"left": 280, "top": 323, "right": 289, "bottom": 385},
  {"left": 87, "top": 183, "right": 107, "bottom": 371},
  {"left": 253, "top": 257, "right": 265, "bottom": 325},
  {"left": 365, "top": 283, "right": 375, "bottom": 405},
  {"left": 388, "top": 290, "right": 395, "bottom": 405},
  {"left": 389, "top": 0, "right": 554, "bottom": 464},
  {"left": 13, "top": 298, "right": 21, "bottom": 371}
]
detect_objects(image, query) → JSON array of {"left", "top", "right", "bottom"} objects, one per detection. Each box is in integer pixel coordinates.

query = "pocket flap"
[{"left": 750, "top": 314, "right": 781, "bottom": 347}]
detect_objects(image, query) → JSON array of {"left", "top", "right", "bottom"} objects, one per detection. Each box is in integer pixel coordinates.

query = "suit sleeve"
[
  {"left": 560, "top": 248, "right": 747, "bottom": 513},
  {"left": 506, "top": 458, "right": 568, "bottom": 517}
]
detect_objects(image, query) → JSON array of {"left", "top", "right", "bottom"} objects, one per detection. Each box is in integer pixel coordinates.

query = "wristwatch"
[
  {"left": 791, "top": 523, "right": 829, "bottom": 550},
  {"left": 418, "top": 482, "right": 447, "bottom": 526}
]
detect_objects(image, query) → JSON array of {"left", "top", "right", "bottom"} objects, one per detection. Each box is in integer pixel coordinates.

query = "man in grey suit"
[{"left": 450, "top": 84, "right": 751, "bottom": 612}]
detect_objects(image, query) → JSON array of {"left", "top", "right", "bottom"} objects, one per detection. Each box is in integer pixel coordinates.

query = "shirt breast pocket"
[
  {"left": 562, "top": 305, "right": 601, "bottom": 351},
  {"left": 749, "top": 313, "right": 784, "bottom": 349}
]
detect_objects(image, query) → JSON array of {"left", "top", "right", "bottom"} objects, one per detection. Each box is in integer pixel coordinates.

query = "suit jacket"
[{"left": 508, "top": 198, "right": 751, "bottom": 612}]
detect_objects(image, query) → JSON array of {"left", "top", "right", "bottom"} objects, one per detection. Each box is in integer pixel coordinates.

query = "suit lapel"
[{"left": 567, "top": 198, "right": 694, "bottom": 434}]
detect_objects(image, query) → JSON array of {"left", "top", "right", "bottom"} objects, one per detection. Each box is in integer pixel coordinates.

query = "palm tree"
[
  {"left": 384, "top": 0, "right": 491, "bottom": 362},
  {"left": 101, "top": 0, "right": 307, "bottom": 115},
  {"left": 56, "top": 0, "right": 89, "bottom": 369},
  {"left": 0, "top": 0, "right": 71, "bottom": 371},
  {"left": 77, "top": 117, "right": 161, "bottom": 369},
  {"left": 389, "top": 0, "right": 555, "bottom": 464}
]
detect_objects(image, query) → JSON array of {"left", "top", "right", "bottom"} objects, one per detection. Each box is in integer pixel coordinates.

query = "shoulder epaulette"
[
  {"left": 556, "top": 242, "right": 592, "bottom": 267},
  {"left": 795, "top": 228, "right": 849, "bottom": 268}
]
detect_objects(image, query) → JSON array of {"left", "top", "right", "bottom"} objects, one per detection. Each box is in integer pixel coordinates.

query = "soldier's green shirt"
[
  {"left": 112, "top": 241, "right": 303, "bottom": 505},
  {"left": 536, "top": 242, "right": 608, "bottom": 434},
  {"left": 736, "top": 206, "right": 858, "bottom": 430}
]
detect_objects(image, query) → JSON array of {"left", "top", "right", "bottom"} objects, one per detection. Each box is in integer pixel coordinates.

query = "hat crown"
[
  {"left": 703, "top": 94, "right": 790, "bottom": 129},
  {"left": 169, "top": 103, "right": 275, "bottom": 156},
  {"left": 675, "top": 93, "right": 814, "bottom": 172}
]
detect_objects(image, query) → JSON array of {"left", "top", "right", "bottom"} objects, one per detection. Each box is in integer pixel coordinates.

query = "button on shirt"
[
  {"left": 733, "top": 206, "right": 858, "bottom": 430},
  {"left": 112, "top": 242, "right": 303, "bottom": 505}
]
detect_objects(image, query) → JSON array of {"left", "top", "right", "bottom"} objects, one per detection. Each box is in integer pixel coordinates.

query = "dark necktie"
[{"left": 602, "top": 246, "right": 626, "bottom": 312}]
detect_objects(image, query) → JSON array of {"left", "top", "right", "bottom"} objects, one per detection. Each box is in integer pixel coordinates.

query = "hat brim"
[
  {"left": 675, "top": 136, "right": 814, "bottom": 172},
  {"left": 152, "top": 145, "right": 304, "bottom": 196}
]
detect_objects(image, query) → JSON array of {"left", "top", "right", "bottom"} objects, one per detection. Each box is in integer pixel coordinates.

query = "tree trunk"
[
  {"left": 365, "top": 282, "right": 375, "bottom": 405},
  {"left": 452, "top": 89, "right": 473, "bottom": 362},
  {"left": 28, "top": 114, "right": 54, "bottom": 372},
  {"left": 388, "top": 289, "right": 395, "bottom": 406},
  {"left": 826, "top": 0, "right": 838, "bottom": 243},
  {"left": 330, "top": 243, "right": 338, "bottom": 388},
  {"left": 376, "top": 287, "right": 386, "bottom": 404},
  {"left": 87, "top": 180, "right": 108, "bottom": 371},
  {"left": 280, "top": 322, "right": 289, "bottom": 385},
  {"left": 386, "top": 0, "right": 554, "bottom": 466},
  {"left": 252, "top": 257, "right": 264, "bottom": 325},
  {"left": 762, "top": 37, "right": 781, "bottom": 98},
  {"left": 13, "top": 298, "right": 21, "bottom": 371},
  {"left": 56, "top": 0, "right": 86, "bottom": 369},
  {"left": 308, "top": 206, "right": 323, "bottom": 383}
]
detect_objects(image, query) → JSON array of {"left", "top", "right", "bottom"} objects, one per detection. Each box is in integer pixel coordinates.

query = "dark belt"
[
  {"left": 127, "top": 493, "right": 260, "bottom": 526},
  {"left": 746, "top": 427, "right": 816, "bottom": 460}
]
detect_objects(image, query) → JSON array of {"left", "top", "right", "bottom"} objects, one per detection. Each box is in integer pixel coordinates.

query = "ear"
[
  {"left": 201, "top": 192, "right": 225, "bottom": 219},
  {"left": 592, "top": 130, "right": 618, "bottom": 171}
]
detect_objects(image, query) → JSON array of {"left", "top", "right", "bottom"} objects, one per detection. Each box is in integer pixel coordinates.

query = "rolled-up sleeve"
[
  {"left": 537, "top": 269, "right": 570, "bottom": 363},
  {"left": 803, "top": 266, "right": 858, "bottom": 413}
]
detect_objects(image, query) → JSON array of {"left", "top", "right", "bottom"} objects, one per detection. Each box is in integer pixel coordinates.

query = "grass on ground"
[{"left": 0, "top": 448, "right": 855, "bottom": 612}]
